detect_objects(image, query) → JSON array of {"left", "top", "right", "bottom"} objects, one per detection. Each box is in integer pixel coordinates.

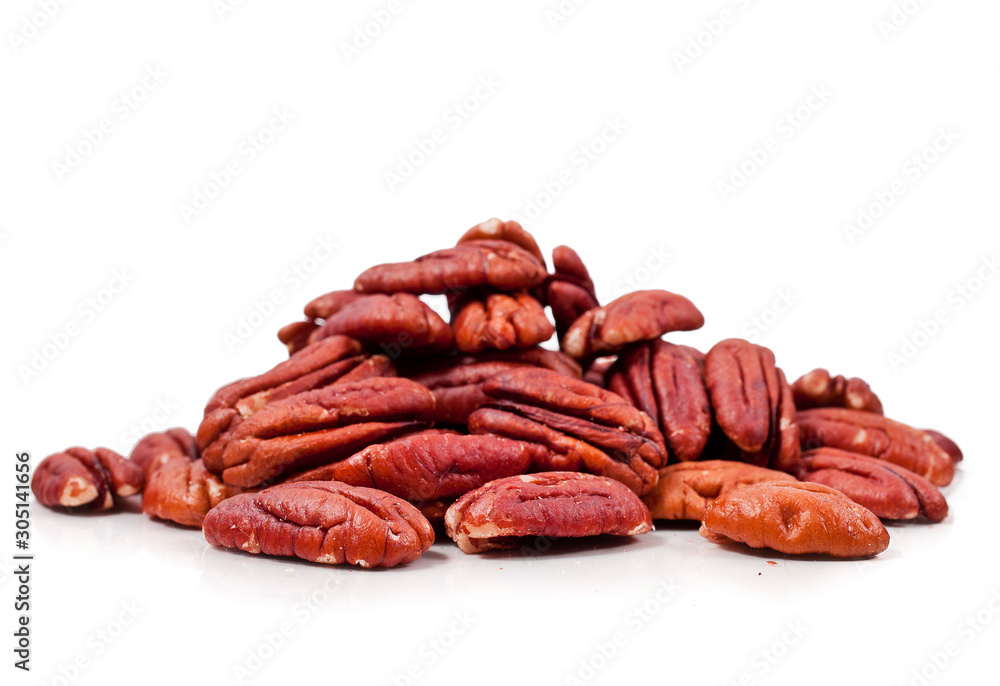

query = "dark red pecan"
[
  {"left": 921, "top": 429, "right": 963, "bottom": 463},
  {"left": 143, "top": 455, "right": 228, "bottom": 527},
  {"left": 704, "top": 339, "right": 800, "bottom": 471},
  {"left": 198, "top": 336, "right": 394, "bottom": 474},
  {"left": 290, "top": 430, "right": 542, "bottom": 503},
  {"left": 402, "top": 347, "right": 581, "bottom": 424},
  {"left": 456, "top": 218, "right": 546, "bottom": 267},
  {"left": 791, "top": 368, "right": 884, "bottom": 414},
  {"left": 607, "top": 341, "right": 711, "bottom": 463},
  {"left": 451, "top": 292, "right": 553, "bottom": 353},
  {"left": 797, "top": 448, "right": 947, "bottom": 522},
  {"left": 354, "top": 239, "right": 547, "bottom": 295},
  {"left": 547, "top": 246, "right": 600, "bottom": 342},
  {"left": 700, "top": 480, "right": 890, "bottom": 557},
  {"left": 469, "top": 367, "right": 666, "bottom": 495},
  {"left": 217, "top": 377, "right": 436, "bottom": 487},
  {"left": 129, "top": 427, "right": 199, "bottom": 476},
  {"left": 797, "top": 408, "right": 954, "bottom": 486},
  {"left": 642, "top": 460, "right": 797, "bottom": 520},
  {"left": 277, "top": 320, "right": 321, "bottom": 355},
  {"left": 203, "top": 481, "right": 434, "bottom": 567},
  {"left": 444, "top": 472, "right": 653, "bottom": 553},
  {"left": 562, "top": 290, "right": 704, "bottom": 360},
  {"left": 306, "top": 293, "right": 453, "bottom": 354},
  {"left": 32, "top": 447, "right": 143, "bottom": 511}
]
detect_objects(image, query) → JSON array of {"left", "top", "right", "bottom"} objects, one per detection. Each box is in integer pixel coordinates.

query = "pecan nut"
[
  {"left": 32, "top": 447, "right": 143, "bottom": 510},
  {"left": 797, "top": 408, "right": 954, "bottom": 486},
  {"left": 277, "top": 320, "right": 321, "bottom": 355},
  {"left": 547, "top": 245, "right": 599, "bottom": 342},
  {"left": 444, "top": 472, "right": 653, "bottom": 553},
  {"left": 306, "top": 293, "right": 453, "bottom": 354},
  {"left": 469, "top": 367, "right": 666, "bottom": 494},
  {"left": 129, "top": 427, "right": 199, "bottom": 476},
  {"left": 700, "top": 480, "right": 890, "bottom": 557},
  {"left": 921, "top": 428, "right": 963, "bottom": 463},
  {"left": 642, "top": 460, "right": 797, "bottom": 520},
  {"left": 143, "top": 455, "right": 228, "bottom": 527},
  {"left": 203, "top": 481, "right": 434, "bottom": 567},
  {"left": 456, "top": 218, "right": 546, "bottom": 267},
  {"left": 561, "top": 289, "right": 704, "bottom": 360},
  {"left": 791, "top": 368, "right": 884, "bottom": 414},
  {"left": 451, "top": 292, "right": 554, "bottom": 353}
]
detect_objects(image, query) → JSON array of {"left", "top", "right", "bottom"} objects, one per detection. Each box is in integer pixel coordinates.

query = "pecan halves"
[
  {"left": 642, "top": 460, "right": 797, "bottom": 521},
  {"left": 444, "top": 472, "right": 653, "bottom": 554},
  {"left": 32, "top": 447, "right": 143, "bottom": 511},
  {"left": 797, "top": 448, "right": 947, "bottom": 522},
  {"left": 203, "top": 481, "right": 434, "bottom": 568},
  {"left": 469, "top": 367, "right": 666, "bottom": 495},
  {"left": 354, "top": 239, "right": 547, "bottom": 295},
  {"left": 700, "top": 481, "right": 890, "bottom": 558},
  {"left": 548, "top": 245, "right": 600, "bottom": 342},
  {"left": 791, "top": 368, "right": 884, "bottom": 414},
  {"left": 608, "top": 341, "right": 711, "bottom": 463},
  {"left": 562, "top": 290, "right": 704, "bottom": 360},
  {"left": 921, "top": 429, "right": 963, "bottom": 463},
  {"left": 451, "top": 292, "right": 554, "bottom": 353},
  {"left": 797, "top": 408, "right": 955, "bottom": 486},
  {"left": 307, "top": 293, "right": 453, "bottom": 354},
  {"left": 218, "top": 377, "right": 436, "bottom": 487},
  {"left": 129, "top": 427, "right": 199, "bottom": 476},
  {"left": 143, "top": 455, "right": 228, "bottom": 527},
  {"left": 457, "top": 218, "right": 546, "bottom": 267}
]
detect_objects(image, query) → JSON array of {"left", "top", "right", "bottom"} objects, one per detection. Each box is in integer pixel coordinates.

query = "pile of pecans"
[{"left": 32, "top": 219, "right": 961, "bottom": 567}]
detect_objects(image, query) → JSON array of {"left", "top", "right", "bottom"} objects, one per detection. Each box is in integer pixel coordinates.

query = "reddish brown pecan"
[
  {"left": 444, "top": 472, "right": 653, "bottom": 554},
  {"left": 457, "top": 218, "right": 546, "bottom": 267},
  {"left": 217, "top": 377, "right": 436, "bottom": 487},
  {"left": 468, "top": 367, "right": 666, "bottom": 495},
  {"left": 129, "top": 427, "right": 199, "bottom": 476},
  {"left": 451, "top": 292, "right": 554, "bottom": 353},
  {"left": 921, "top": 429, "right": 963, "bottom": 463},
  {"left": 32, "top": 447, "right": 143, "bottom": 511},
  {"left": 704, "top": 339, "right": 800, "bottom": 472},
  {"left": 797, "top": 448, "right": 947, "bottom": 522},
  {"left": 562, "top": 290, "right": 704, "bottom": 360},
  {"left": 306, "top": 293, "right": 453, "bottom": 354},
  {"left": 642, "top": 460, "right": 797, "bottom": 520},
  {"left": 290, "top": 430, "right": 542, "bottom": 503},
  {"left": 797, "top": 408, "right": 954, "bottom": 486},
  {"left": 791, "top": 368, "right": 884, "bottom": 414},
  {"left": 203, "top": 481, "right": 434, "bottom": 568},
  {"left": 402, "top": 347, "right": 581, "bottom": 424},
  {"left": 277, "top": 320, "right": 321, "bottom": 355},
  {"left": 700, "top": 480, "right": 890, "bottom": 557},
  {"left": 547, "top": 246, "right": 600, "bottom": 342},
  {"left": 302, "top": 289, "right": 367, "bottom": 321},
  {"left": 582, "top": 357, "right": 615, "bottom": 387},
  {"left": 143, "top": 455, "right": 228, "bottom": 527},
  {"left": 608, "top": 341, "right": 711, "bottom": 463},
  {"left": 354, "top": 239, "right": 547, "bottom": 295}
]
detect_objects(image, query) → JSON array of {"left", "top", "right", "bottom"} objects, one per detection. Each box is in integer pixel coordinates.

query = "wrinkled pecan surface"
[
  {"left": 32, "top": 447, "right": 143, "bottom": 510},
  {"left": 306, "top": 293, "right": 453, "bottom": 354},
  {"left": 791, "top": 368, "right": 884, "bottom": 414},
  {"left": 143, "top": 455, "right": 228, "bottom": 527},
  {"left": 451, "top": 292, "right": 554, "bottom": 353},
  {"left": 456, "top": 218, "right": 546, "bottom": 267},
  {"left": 547, "top": 245, "right": 600, "bottom": 342},
  {"left": 129, "top": 427, "right": 199, "bottom": 476}
]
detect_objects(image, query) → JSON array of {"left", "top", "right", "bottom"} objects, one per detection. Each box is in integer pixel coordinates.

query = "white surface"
[{"left": 2, "top": 2, "right": 998, "bottom": 685}]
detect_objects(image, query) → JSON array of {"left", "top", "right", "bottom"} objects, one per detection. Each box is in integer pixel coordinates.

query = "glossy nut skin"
[
  {"left": 469, "top": 367, "right": 666, "bottom": 495},
  {"left": 303, "top": 289, "right": 367, "bottom": 321},
  {"left": 291, "top": 430, "right": 543, "bottom": 502},
  {"left": 456, "top": 218, "right": 546, "bottom": 267},
  {"left": 32, "top": 447, "right": 143, "bottom": 511},
  {"left": 307, "top": 293, "right": 453, "bottom": 354},
  {"left": 203, "top": 481, "right": 434, "bottom": 568},
  {"left": 700, "top": 481, "right": 890, "bottom": 558},
  {"left": 354, "top": 239, "right": 547, "bottom": 295},
  {"left": 561, "top": 290, "right": 704, "bottom": 360},
  {"left": 444, "top": 472, "right": 653, "bottom": 554},
  {"left": 143, "top": 455, "right": 228, "bottom": 527},
  {"left": 791, "top": 368, "right": 884, "bottom": 414},
  {"left": 797, "top": 448, "right": 947, "bottom": 522},
  {"left": 797, "top": 408, "right": 955, "bottom": 486},
  {"left": 129, "top": 427, "right": 199, "bottom": 476},
  {"left": 277, "top": 320, "right": 321, "bottom": 355},
  {"left": 547, "top": 246, "right": 599, "bottom": 342},
  {"left": 451, "top": 292, "right": 554, "bottom": 353},
  {"left": 921, "top": 429, "right": 963, "bottom": 463},
  {"left": 217, "top": 377, "right": 436, "bottom": 488},
  {"left": 608, "top": 341, "right": 711, "bottom": 463},
  {"left": 642, "top": 460, "right": 797, "bottom": 521}
]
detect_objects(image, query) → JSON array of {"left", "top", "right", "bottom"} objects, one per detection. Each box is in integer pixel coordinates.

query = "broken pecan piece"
[
  {"left": 143, "top": 455, "right": 228, "bottom": 527},
  {"left": 642, "top": 460, "right": 797, "bottom": 520},
  {"left": 203, "top": 481, "right": 434, "bottom": 568},
  {"left": 700, "top": 480, "right": 890, "bottom": 557},
  {"left": 791, "top": 368, "right": 884, "bottom": 414},
  {"left": 797, "top": 448, "right": 947, "bottom": 522},
  {"left": 451, "top": 292, "right": 554, "bottom": 353},
  {"left": 307, "top": 293, "right": 453, "bottom": 354},
  {"left": 32, "top": 447, "right": 143, "bottom": 511},
  {"left": 547, "top": 246, "right": 600, "bottom": 342},
  {"left": 444, "top": 472, "right": 653, "bottom": 554},
  {"left": 797, "top": 408, "right": 954, "bottom": 486}
]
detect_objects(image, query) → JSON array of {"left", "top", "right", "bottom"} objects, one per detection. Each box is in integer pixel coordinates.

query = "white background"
[{"left": 3, "top": 1, "right": 999, "bottom": 685}]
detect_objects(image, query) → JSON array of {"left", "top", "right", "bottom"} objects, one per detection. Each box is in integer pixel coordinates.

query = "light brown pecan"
[
  {"left": 608, "top": 341, "right": 711, "bottom": 463},
  {"left": 217, "top": 377, "right": 436, "bottom": 487},
  {"left": 700, "top": 481, "right": 889, "bottom": 557},
  {"left": 143, "top": 455, "right": 228, "bottom": 527},
  {"left": 306, "top": 293, "right": 453, "bottom": 354},
  {"left": 129, "top": 427, "right": 199, "bottom": 476},
  {"left": 791, "top": 368, "right": 884, "bottom": 414},
  {"left": 797, "top": 408, "right": 954, "bottom": 486},
  {"left": 354, "top": 239, "right": 547, "bottom": 295},
  {"left": 203, "top": 481, "right": 434, "bottom": 568},
  {"left": 547, "top": 246, "right": 600, "bottom": 342},
  {"left": 642, "top": 460, "right": 797, "bottom": 520},
  {"left": 456, "top": 218, "right": 546, "bottom": 267},
  {"left": 921, "top": 429, "right": 963, "bottom": 463},
  {"left": 444, "top": 472, "right": 653, "bottom": 554},
  {"left": 468, "top": 367, "right": 667, "bottom": 495},
  {"left": 797, "top": 448, "right": 947, "bottom": 522},
  {"left": 562, "top": 290, "right": 704, "bottom": 360},
  {"left": 451, "top": 292, "right": 554, "bottom": 353},
  {"left": 32, "top": 447, "right": 143, "bottom": 511}
]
